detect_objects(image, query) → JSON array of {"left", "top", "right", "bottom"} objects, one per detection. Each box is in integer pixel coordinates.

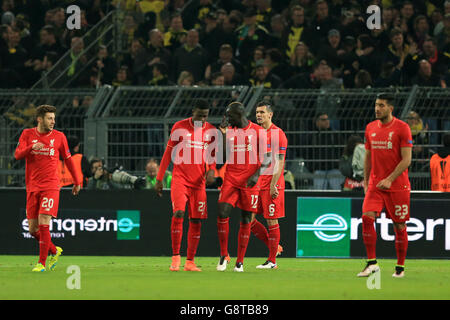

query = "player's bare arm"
[
  {"left": 377, "top": 146, "right": 412, "bottom": 190},
  {"left": 363, "top": 149, "right": 371, "bottom": 194},
  {"left": 269, "top": 154, "right": 285, "bottom": 199}
]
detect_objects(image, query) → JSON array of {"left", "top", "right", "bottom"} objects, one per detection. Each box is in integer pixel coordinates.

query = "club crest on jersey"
[{"left": 50, "top": 139, "right": 55, "bottom": 147}]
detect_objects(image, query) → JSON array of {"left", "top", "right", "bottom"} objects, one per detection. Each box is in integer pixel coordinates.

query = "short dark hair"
[
  {"left": 256, "top": 100, "right": 273, "bottom": 112},
  {"left": 36, "top": 104, "right": 56, "bottom": 119},
  {"left": 443, "top": 133, "right": 450, "bottom": 147},
  {"left": 227, "top": 101, "right": 245, "bottom": 114},
  {"left": 376, "top": 93, "right": 396, "bottom": 106},
  {"left": 193, "top": 99, "right": 209, "bottom": 110}
]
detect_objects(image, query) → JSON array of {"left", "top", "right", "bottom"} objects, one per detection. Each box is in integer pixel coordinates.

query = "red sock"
[
  {"left": 236, "top": 222, "right": 251, "bottom": 264},
  {"left": 268, "top": 224, "right": 280, "bottom": 263},
  {"left": 217, "top": 217, "right": 229, "bottom": 257},
  {"left": 187, "top": 221, "right": 201, "bottom": 261},
  {"left": 171, "top": 216, "right": 183, "bottom": 256},
  {"left": 251, "top": 220, "right": 269, "bottom": 247},
  {"left": 395, "top": 226, "right": 408, "bottom": 266},
  {"left": 31, "top": 230, "right": 56, "bottom": 255},
  {"left": 38, "top": 225, "right": 51, "bottom": 266},
  {"left": 362, "top": 215, "right": 377, "bottom": 260}
]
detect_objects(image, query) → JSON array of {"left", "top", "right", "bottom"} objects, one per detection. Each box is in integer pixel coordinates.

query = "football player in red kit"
[
  {"left": 155, "top": 99, "right": 216, "bottom": 272},
  {"left": 216, "top": 101, "right": 268, "bottom": 272},
  {"left": 251, "top": 101, "right": 288, "bottom": 270},
  {"left": 15, "top": 105, "right": 82, "bottom": 272},
  {"left": 357, "top": 93, "right": 413, "bottom": 278}
]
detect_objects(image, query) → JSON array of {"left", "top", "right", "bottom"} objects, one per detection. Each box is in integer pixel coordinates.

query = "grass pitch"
[{"left": 0, "top": 256, "right": 449, "bottom": 300}]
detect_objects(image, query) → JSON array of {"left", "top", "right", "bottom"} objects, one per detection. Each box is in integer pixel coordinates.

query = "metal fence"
[{"left": 1, "top": 86, "right": 448, "bottom": 191}]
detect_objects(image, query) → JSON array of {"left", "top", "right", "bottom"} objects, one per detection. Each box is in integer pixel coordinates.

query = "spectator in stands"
[
  {"left": 120, "top": 13, "right": 139, "bottom": 51},
  {"left": 145, "top": 158, "right": 171, "bottom": 189},
  {"left": 205, "top": 43, "right": 244, "bottom": 82},
  {"left": 382, "top": 27, "right": 417, "bottom": 85},
  {"left": 308, "top": 0, "right": 339, "bottom": 54},
  {"left": 145, "top": 28, "right": 172, "bottom": 67},
  {"left": 289, "top": 41, "right": 315, "bottom": 75},
  {"left": 137, "top": 28, "right": 172, "bottom": 84},
  {"left": 112, "top": 65, "right": 132, "bottom": 87},
  {"left": 282, "top": 60, "right": 327, "bottom": 89},
  {"left": 318, "top": 63, "right": 342, "bottom": 90},
  {"left": 340, "top": 135, "right": 365, "bottom": 191},
  {"left": 419, "top": 37, "right": 450, "bottom": 78},
  {"left": 221, "top": 62, "right": 246, "bottom": 85},
  {"left": 264, "top": 47, "right": 291, "bottom": 80},
  {"left": 210, "top": 71, "right": 225, "bottom": 86},
  {"left": 355, "top": 33, "right": 379, "bottom": 81},
  {"left": 266, "top": 13, "right": 285, "bottom": 49},
  {"left": 92, "top": 45, "right": 117, "bottom": 85},
  {"left": 33, "top": 25, "right": 65, "bottom": 60},
  {"left": 65, "top": 37, "right": 88, "bottom": 86},
  {"left": 411, "top": 59, "right": 445, "bottom": 87},
  {"left": 177, "top": 70, "right": 194, "bottom": 86},
  {"left": 255, "top": 0, "right": 274, "bottom": 31},
  {"left": 0, "top": 26, "right": 27, "bottom": 87},
  {"left": 317, "top": 28, "right": 344, "bottom": 72},
  {"left": 435, "top": 12, "right": 450, "bottom": 50},
  {"left": 340, "top": 36, "right": 359, "bottom": 88},
  {"left": 406, "top": 111, "right": 430, "bottom": 163},
  {"left": 373, "top": 61, "right": 402, "bottom": 87},
  {"left": 164, "top": 12, "right": 187, "bottom": 51},
  {"left": 171, "top": 29, "right": 208, "bottom": 83},
  {"left": 199, "top": 10, "right": 229, "bottom": 63},
  {"left": 234, "top": 8, "right": 269, "bottom": 66},
  {"left": 148, "top": 62, "right": 173, "bottom": 86},
  {"left": 399, "top": 1, "right": 417, "bottom": 34},
  {"left": 412, "top": 15, "right": 430, "bottom": 51},
  {"left": 122, "top": 38, "right": 146, "bottom": 83},
  {"left": 282, "top": 5, "right": 307, "bottom": 60},
  {"left": 307, "top": 112, "right": 344, "bottom": 190},
  {"left": 245, "top": 45, "right": 265, "bottom": 78},
  {"left": 249, "top": 59, "right": 281, "bottom": 88},
  {"left": 354, "top": 69, "right": 373, "bottom": 89}
]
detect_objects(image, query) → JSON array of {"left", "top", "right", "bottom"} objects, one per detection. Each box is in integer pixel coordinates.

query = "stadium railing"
[
  {"left": 1, "top": 86, "right": 448, "bottom": 191},
  {"left": 30, "top": 10, "right": 117, "bottom": 90}
]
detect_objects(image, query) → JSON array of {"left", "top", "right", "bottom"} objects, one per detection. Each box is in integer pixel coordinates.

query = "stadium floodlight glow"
[{"left": 297, "top": 213, "right": 348, "bottom": 242}]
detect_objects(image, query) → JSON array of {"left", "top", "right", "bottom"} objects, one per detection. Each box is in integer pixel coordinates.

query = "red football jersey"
[
  {"left": 15, "top": 128, "right": 72, "bottom": 192},
  {"left": 259, "top": 123, "right": 288, "bottom": 190},
  {"left": 157, "top": 117, "right": 217, "bottom": 188},
  {"left": 224, "top": 121, "right": 266, "bottom": 188},
  {"left": 364, "top": 117, "right": 413, "bottom": 192}
]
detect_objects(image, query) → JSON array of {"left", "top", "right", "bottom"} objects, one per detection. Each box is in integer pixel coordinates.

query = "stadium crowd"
[{"left": 0, "top": 0, "right": 449, "bottom": 89}]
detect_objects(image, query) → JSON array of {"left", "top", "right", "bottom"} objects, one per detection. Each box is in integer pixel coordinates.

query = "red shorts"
[
  {"left": 26, "top": 190, "right": 60, "bottom": 219},
  {"left": 170, "top": 180, "right": 207, "bottom": 219},
  {"left": 362, "top": 188, "right": 410, "bottom": 223},
  {"left": 256, "top": 189, "right": 285, "bottom": 219},
  {"left": 218, "top": 182, "right": 260, "bottom": 213}
]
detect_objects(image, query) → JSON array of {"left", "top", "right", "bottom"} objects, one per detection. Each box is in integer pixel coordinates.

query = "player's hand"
[
  {"left": 206, "top": 169, "right": 215, "bottom": 186},
  {"left": 376, "top": 178, "right": 392, "bottom": 190},
  {"left": 155, "top": 179, "right": 163, "bottom": 197},
  {"left": 218, "top": 115, "right": 228, "bottom": 134},
  {"left": 32, "top": 142, "right": 44, "bottom": 150},
  {"left": 72, "top": 184, "right": 81, "bottom": 196},
  {"left": 270, "top": 184, "right": 279, "bottom": 199},
  {"left": 246, "top": 173, "right": 259, "bottom": 188}
]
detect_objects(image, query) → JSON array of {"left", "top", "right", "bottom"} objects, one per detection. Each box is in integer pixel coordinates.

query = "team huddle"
[
  {"left": 155, "top": 100, "right": 287, "bottom": 272},
  {"left": 16, "top": 93, "right": 413, "bottom": 278}
]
